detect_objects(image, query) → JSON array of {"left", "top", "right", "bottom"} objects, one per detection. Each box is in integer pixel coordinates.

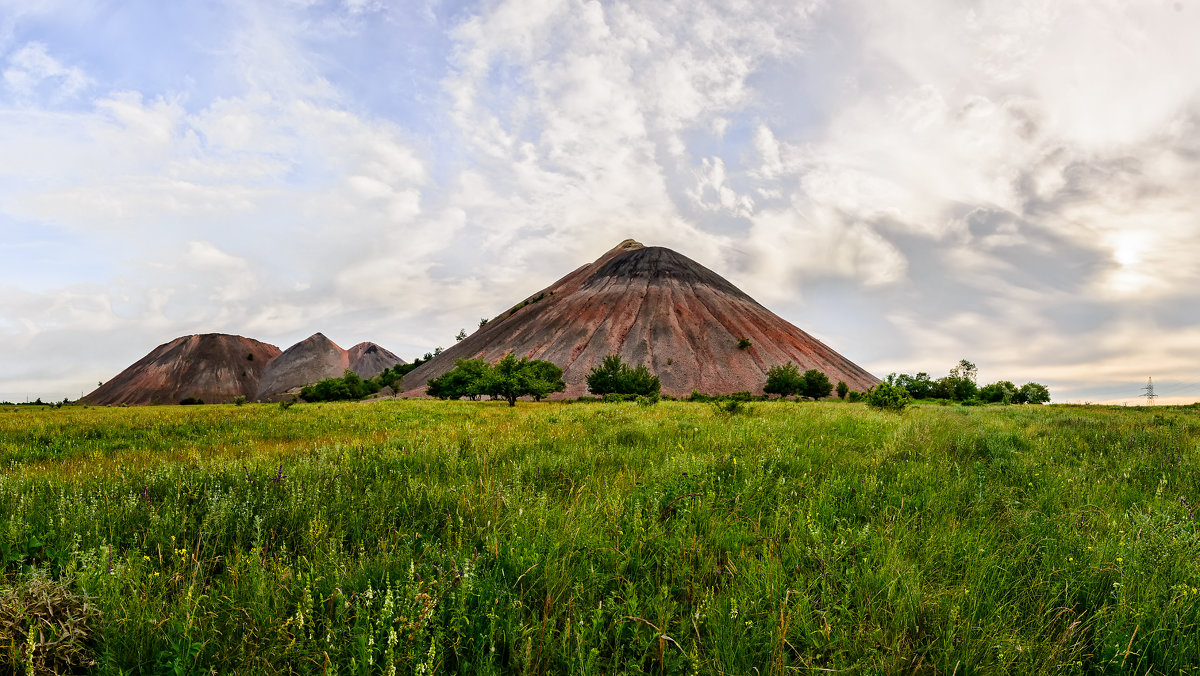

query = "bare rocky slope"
[
  {"left": 255, "top": 333, "right": 404, "bottom": 401},
  {"left": 83, "top": 334, "right": 282, "bottom": 405},
  {"left": 400, "top": 239, "right": 879, "bottom": 398},
  {"left": 348, "top": 342, "right": 405, "bottom": 380}
]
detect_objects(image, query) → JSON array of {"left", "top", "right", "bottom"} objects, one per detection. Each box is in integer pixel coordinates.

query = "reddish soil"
[
  {"left": 83, "top": 334, "right": 281, "bottom": 405},
  {"left": 400, "top": 239, "right": 879, "bottom": 398}
]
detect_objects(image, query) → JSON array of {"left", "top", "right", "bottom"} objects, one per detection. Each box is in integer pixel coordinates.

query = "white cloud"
[{"left": 3, "top": 42, "right": 91, "bottom": 101}]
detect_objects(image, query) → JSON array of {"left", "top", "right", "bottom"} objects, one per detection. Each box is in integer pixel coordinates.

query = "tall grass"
[{"left": 1, "top": 401, "right": 1198, "bottom": 673}]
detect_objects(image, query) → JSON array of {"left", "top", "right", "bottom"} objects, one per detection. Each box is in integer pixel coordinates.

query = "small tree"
[
  {"left": 485, "top": 354, "right": 565, "bottom": 406},
  {"left": 764, "top": 362, "right": 803, "bottom": 398},
  {"left": 836, "top": 381, "right": 849, "bottom": 399},
  {"left": 737, "top": 338, "right": 752, "bottom": 350},
  {"left": 586, "top": 355, "right": 661, "bottom": 397},
  {"left": 479, "top": 318, "right": 489, "bottom": 328},
  {"left": 1015, "top": 382, "right": 1050, "bottom": 404},
  {"left": 865, "top": 380, "right": 911, "bottom": 411},
  {"left": 799, "top": 369, "right": 833, "bottom": 399},
  {"left": 456, "top": 329, "right": 467, "bottom": 342},
  {"left": 894, "top": 372, "right": 934, "bottom": 399}
]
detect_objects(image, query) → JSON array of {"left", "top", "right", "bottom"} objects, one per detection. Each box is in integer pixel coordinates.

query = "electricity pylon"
[{"left": 1142, "top": 377, "right": 1158, "bottom": 405}]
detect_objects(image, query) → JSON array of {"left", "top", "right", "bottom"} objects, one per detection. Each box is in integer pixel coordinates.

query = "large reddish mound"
[
  {"left": 255, "top": 334, "right": 404, "bottom": 401},
  {"left": 83, "top": 334, "right": 281, "bottom": 405},
  {"left": 400, "top": 239, "right": 879, "bottom": 398}
]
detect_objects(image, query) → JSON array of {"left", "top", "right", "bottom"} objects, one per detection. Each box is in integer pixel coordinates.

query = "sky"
[{"left": 2, "top": 0, "right": 1199, "bottom": 405}]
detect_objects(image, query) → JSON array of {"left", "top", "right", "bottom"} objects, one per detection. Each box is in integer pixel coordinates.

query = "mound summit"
[
  {"left": 401, "top": 239, "right": 879, "bottom": 398},
  {"left": 255, "top": 333, "right": 403, "bottom": 401},
  {"left": 83, "top": 333, "right": 282, "bottom": 405}
]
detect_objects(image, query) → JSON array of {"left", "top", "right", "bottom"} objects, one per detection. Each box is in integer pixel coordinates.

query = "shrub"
[
  {"left": 0, "top": 573, "right": 100, "bottom": 673},
  {"left": 712, "top": 399, "right": 753, "bottom": 416},
  {"left": 737, "top": 338, "right": 752, "bottom": 349},
  {"left": 865, "top": 381, "right": 911, "bottom": 412},
  {"left": 586, "top": 355, "right": 661, "bottom": 397},
  {"left": 836, "top": 381, "right": 849, "bottom": 399},
  {"left": 179, "top": 397, "right": 204, "bottom": 406},
  {"left": 847, "top": 390, "right": 864, "bottom": 403},
  {"left": 233, "top": 395, "right": 247, "bottom": 406},
  {"left": 299, "top": 370, "right": 380, "bottom": 402}
]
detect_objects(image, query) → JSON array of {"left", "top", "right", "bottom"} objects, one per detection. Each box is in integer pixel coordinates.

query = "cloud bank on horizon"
[{"left": 2, "top": 0, "right": 1199, "bottom": 404}]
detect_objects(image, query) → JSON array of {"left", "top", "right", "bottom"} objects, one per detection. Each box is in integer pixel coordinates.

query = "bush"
[
  {"left": 299, "top": 370, "right": 380, "bottom": 402},
  {"left": 233, "top": 395, "right": 247, "bottom": 406},
  {"left": 847, "top": 390, "right": 864, "bottom": 402},
  {"left": 179, "top": 397, "right": 204, "bottom": 406},
  {"left": 737, "top": 338, "right": 753, "bottom": 350},
  {"left": 865, "top": 381, "right": 911, "bottom": 412},
  {"left": 586, "top": 355, "right": 661, "bottom": 397},
  {"left": 712, "top": 399, "right": 754, "bottom": 416},
  {"left": 0, "top": 573, "right": 100, "bottom": 673}
]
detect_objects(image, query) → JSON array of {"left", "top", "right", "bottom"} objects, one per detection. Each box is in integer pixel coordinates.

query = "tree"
[
  {"left": 455, "top": 329, "right": 467, "bottom": 342},
  {"left": 426, "top": 359, "right": 493, "bottom": 400},
  {"left": 479, "top": 318, "right": 489, "bottom": 328},
  {"left": 586, "top": 354, "right": 661, "bottom": 397},
  {"left": 836, "top": 381, "right": 849, "bottom": 399},
  {"left": 1015, "top": 382, "right": 1050, "bottom": 404},
  {"left": 486, "top": 354, "right": 565, "bottom": 406},
  {"left": 524, "top": 359, "right": 567, "bottom": 401},
  {"left": 950, "top": 359, "right": 978, "bottom": 384},
  {"left": 979, "top": 381, "right": 1018, "bottom": 404},
  {"left": 799, "top": 369, "right": 833, "bottom": 399},
  {"left": 893, "top": 372, "right": 934, "bottom": 399},
  {"left": 764, "top": 362, "right": 803, "bottom": 398}
]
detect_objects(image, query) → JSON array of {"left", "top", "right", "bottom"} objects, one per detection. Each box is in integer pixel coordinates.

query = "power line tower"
[{"left": 1142, "top": 377, "right": 1158, "bottom": 405}]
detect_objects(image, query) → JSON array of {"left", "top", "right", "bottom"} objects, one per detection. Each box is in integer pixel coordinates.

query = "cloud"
[
  {"left": 3, "top": 42, "right": 91, "bottom": 101},
  {"left": 5, "top": 0, "right": 1200, "bottom": 405}
]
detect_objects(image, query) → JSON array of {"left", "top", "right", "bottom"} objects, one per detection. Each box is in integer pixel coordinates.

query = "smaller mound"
[
  {"left": 84, "top": 334, "right": 281, "bottom": 405},
  {"left": 255, "top": 333, "right": 350, "bottom": 401},
  {"left": 348, "top": 342, "right": 405, "bottom": 379}
]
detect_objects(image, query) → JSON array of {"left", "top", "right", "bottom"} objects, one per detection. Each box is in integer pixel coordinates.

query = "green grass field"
[{"left": 2, "top": 400, "right": 1198, "bottom": 674}]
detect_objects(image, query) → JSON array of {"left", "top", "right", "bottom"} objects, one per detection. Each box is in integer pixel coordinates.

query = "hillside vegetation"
[{"left": 1, "top": 401, "right": 1198, "bottom": 673}]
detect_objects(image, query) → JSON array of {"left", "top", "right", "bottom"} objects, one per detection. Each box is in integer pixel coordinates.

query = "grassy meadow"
[{"left": 1, "top": 399, "right": 1199, "bottom": 674}]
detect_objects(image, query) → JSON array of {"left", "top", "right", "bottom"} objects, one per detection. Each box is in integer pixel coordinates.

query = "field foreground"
[{"left": 1, "top": 400, "right": 1198, "bottom": 674}]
